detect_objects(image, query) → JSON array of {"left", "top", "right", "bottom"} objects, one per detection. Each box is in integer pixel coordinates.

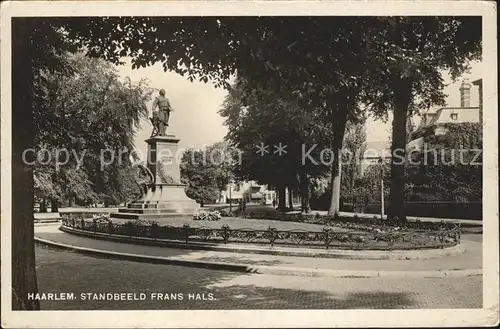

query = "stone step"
[
  {"left": 118, "top": 208, "right": 180, "bottom": 214},
  {"left": 126, "top": 201, "right": 199, "bottom": 210}
]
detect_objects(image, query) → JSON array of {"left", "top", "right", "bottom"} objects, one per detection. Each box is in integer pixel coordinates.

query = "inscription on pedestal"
[{"left": 146, "top": 135, "right": 181, "bottom": 184}]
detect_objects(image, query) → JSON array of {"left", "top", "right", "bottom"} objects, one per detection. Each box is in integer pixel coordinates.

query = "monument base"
[{"left": 110, "top": 184, "right": 200, "bottom": 221}]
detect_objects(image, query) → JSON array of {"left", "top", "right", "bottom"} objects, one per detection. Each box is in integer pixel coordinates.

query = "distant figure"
[
  {"left": 272, "top": 198, "right": 276, "bottom": 208},
  {"left": 151, "top": 89, "right": 173, "bottom": 136}
]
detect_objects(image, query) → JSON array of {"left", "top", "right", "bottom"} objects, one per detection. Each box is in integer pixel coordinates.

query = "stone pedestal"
[
  {"left": 110, "top": 134, "right": 199, "bottom": 222},
  {"left": 145, "top": 135, "right": 182, "bottom": 184}
]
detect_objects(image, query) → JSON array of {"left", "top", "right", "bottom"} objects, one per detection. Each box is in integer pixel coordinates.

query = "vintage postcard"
[{"left": 1, "top": 1, "right": 498, "bottom": 328}]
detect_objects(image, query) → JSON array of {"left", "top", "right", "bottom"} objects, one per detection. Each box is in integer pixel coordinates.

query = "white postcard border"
[{"left": 1, "top": 1, "right": 498, "bottom": 328}]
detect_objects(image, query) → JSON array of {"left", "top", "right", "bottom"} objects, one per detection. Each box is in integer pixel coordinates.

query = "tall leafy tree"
[
  {"left": 206, "top": 141, "right": 238, "bottom": 201},
  {"left": 34, "top": 53, "right": 153, "bottom": 208},
  {"left": 407, "top": 122, "right": 482, "bottom": 202},
  {"left": 341, "top": 123, "right": 367, "bottom": 206},
  {"left": 60, "top": 16, "right": 369, "bottom": 216},
  {"left": 361, "top": 17, "right": 481, "bottom": 220},
  {"left": 12, "top": 19, "right": 151, "bottom": 309},
  {"left": 180, "top": 148, "right": 220, "bottom": 206},
  {"left": 11, "top": 18, "right": 80, "bottom": 310},
  {"left": 220, "top": 77, "right": 331, "bottom": 211},
  {"left": 180, "top": 142, "right": 239, "bottom": 206}
]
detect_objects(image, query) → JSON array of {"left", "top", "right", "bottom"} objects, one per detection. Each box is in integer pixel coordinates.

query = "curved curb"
[
  {"left": 58, "top": 225, "right": 464, "bottom": 260},
  {"left": 34, "top": 236, "right": 482, "bottom": 278}
]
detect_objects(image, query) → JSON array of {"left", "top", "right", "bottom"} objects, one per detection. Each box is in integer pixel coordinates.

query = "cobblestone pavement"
[
  {"left": 35, "top": 245, "right": 482, "bottom": 310},
  {"left": 35, "top": 225, "right": 482, "bottom": 271}
]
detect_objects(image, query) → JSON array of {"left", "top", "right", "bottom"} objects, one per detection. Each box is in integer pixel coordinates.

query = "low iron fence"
[{"left": 60, "top": 217, "right": 460, "bottom": 251}]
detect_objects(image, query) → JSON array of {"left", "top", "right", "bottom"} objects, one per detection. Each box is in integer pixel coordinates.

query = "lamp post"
[
  {"left": 378, "top": 157, "right": 385, "bottom": 220},
  {"left": 229, "top": 181, "right": 232, "bottom": 214}
]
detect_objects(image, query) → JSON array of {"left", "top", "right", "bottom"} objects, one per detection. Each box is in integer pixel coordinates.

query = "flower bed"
[
  {"left": 193, "top": 210, "right": 221, "bottom": 221},
  {"left": 60, "top": 214, "right": 460, "bottom": 251},
  {"left": 214, "top": 209, "right": 460, "bottom": 233}
]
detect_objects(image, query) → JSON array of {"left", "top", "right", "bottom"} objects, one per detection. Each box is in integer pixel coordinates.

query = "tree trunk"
[
  {"left": 329, "top": 158, "right": 342, "bottom": 216},
  {"left": 299, "top": 169, "right": 311, "bottom": 213},
  {"left": 12, "top": 19, "right": 40, "bottom": 310},
  {"left": 328, "top": 108, "right": 348, "bottom": 216},
  {"left": 388, "top": 78, "right": 413, "bottom": 222},
  {"left": 277, "top": 184, "right": 286, "bottom": 211},
  {"left": 40, "top": 198, "right": 47, "bottom": 213},
  {"left": 287, "top": 188, "right": 293, "bottom": 211},
  {"left": 351, "top": 166, "right": 356, "bottom": 212},
  {"left": 51, "top": 198, "right": 59, "bottom": 213}
]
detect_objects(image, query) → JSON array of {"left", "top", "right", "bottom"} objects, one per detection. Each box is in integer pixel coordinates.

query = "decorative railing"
[{"left": 60, "top": 216, "right": 461, "bottom": 251}]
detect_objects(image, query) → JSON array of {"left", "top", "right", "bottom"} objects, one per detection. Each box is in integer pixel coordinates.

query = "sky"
[{"left": 116, "top": 60, "right": 482, "bottom": 156}]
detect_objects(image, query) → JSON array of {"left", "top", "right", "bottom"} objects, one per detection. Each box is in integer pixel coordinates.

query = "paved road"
[{"left": 35, "top": 245, "right": 482, "bottom": 310}]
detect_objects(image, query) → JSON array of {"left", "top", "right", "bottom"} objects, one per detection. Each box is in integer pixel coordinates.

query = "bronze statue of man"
[{"left": 151, "top": 89, "right": 173, "bottom": 136}]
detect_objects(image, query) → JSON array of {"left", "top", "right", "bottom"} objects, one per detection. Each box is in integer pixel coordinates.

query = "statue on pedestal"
[
  {"left": 150, "top": 89, "right": 173, "bottom": 137},
  {"left": 110, "top": 109, "right": 200, "bottom": 220}
]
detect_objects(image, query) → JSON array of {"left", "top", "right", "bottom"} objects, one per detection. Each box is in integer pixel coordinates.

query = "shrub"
[
  {"left": 193, "top": 210, "right": 221, "bottom": 221},
  {"left": 91, "top": 214, "right": 111, "bottom": 224}
]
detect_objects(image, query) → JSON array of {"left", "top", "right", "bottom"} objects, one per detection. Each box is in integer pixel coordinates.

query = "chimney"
[
  {"left": 459, "top": 79, "right": 471, "bottom": 107},
  {"left": 472, "top": 79, "right": 483, "bottom": 125}
]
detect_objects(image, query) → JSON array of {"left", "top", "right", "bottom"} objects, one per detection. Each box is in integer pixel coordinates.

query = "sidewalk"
[{"left": 35, "top": 224, "right": 482, "bottom": 278}]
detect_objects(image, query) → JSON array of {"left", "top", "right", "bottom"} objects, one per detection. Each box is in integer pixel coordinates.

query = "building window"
[{"left": 450, "top": 113, "right": 458, "bottom": 120}]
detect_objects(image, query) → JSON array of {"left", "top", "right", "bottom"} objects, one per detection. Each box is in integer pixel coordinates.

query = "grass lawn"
[{"left": 110, "top": 216, "right": 351, "bottom": 232}]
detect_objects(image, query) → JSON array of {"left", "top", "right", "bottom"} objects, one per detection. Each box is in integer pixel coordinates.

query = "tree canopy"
[
  {"left": 33, "top": 53, "right": 153, "bottom": 207},
  {"left": 180, "top": 142, "right": 238, "bottom": 206},
  {"left": 57, "top": 16, "right": 480, "bottom": 219}
]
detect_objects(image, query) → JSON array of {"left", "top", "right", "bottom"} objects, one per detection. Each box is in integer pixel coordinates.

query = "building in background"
[
  {"left": 406, "top": 78, "right": 482, "bottom": 153},
  {"left": 361, "top": 78, "right": 482, "bottom": 173},
  {"left": 218, "top": 181, "right": 276, "bottom": 205},
  {"left": 472, "top": 78, "right": 483, "bottom": 126},
  {"left": 418, "top": 79, "right": 479, "bottom": 132}
]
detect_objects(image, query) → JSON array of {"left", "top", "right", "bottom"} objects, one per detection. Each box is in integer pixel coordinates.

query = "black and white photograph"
[{"left": 1, "top": 1, "right": 498, "bottom": 328}]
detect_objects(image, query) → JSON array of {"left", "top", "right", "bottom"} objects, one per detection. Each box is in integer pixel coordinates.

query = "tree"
[
  {"left": 356, "top": 163, "right": 391, "bottom": 203},
  {"left": 219, "top": 77, "right": 331, "bottom": 212},
  {"left": 59, "top": 16, "right": 480, "bottom": 219},
  {"left": 11, "top": 18, "right": 151, "bottom": 309},
  {"left": 60, "top": 17, "right": 370, "bottom": 216},
  {"left": 11, "top": 18, "right": 69, "bottom": 311},
  {"left": 33, "top": 53, "right": 153, "bottom": 208},
  {"left": 180, "top": 148, "right": 220, "bottom": 206},
  {"left": 341, "top": 123, "right": 367, "bottom": 206},
  {"left": 205, "top": 141, "right": 238, "bottom": 201},
  {"left": 407, "top": 122, "right": 482, "bottom": 202},
  {"left": 361, "top": 17, "right": 481, "bottom": 220}
]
